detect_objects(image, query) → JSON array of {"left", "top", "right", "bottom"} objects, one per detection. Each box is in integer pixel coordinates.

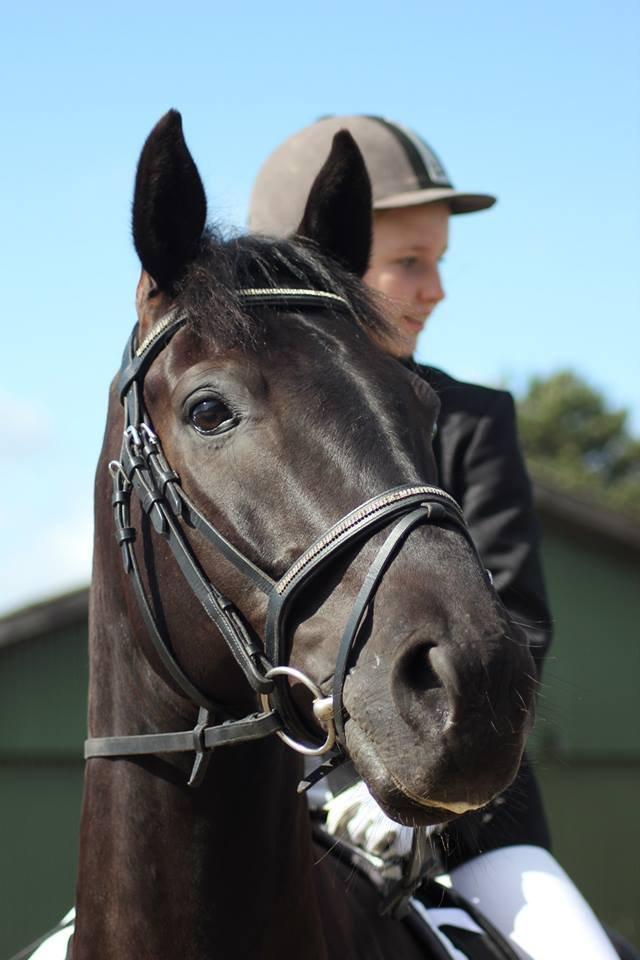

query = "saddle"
[{"left": 312, "top": 826, "right": 521, "bottom": 960}]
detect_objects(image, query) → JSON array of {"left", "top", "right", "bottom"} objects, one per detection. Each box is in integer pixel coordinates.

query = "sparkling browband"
[
  {"left": 237, "top": 287, "right": 349, "bottom": 307},
  {"left": 136, "top": 289, "right": 350, "bottom": 359}
]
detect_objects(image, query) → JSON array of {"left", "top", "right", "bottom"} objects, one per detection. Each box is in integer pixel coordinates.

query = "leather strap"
[
  {"left": 85, "top": 710, "right": 280, "bottom": 759},
  {"left": 178, "top": 488, "right": 275, "bottom": 595},
  {"left": 263, "top": 489, "right": 467, "bottom": 749},
  {"left": 332, "top": 506, "right": 433, "bottom": 744},
  {"left": 266, "top": 487, "right": 464, "bottom": 668},
  {"left": 117, "top": 311, "right": 187, "bottom": 400}
]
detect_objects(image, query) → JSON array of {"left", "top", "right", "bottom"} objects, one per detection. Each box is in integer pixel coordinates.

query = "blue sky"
[{"left": 1, "top": 0, "right": 638, "bottom": 613}]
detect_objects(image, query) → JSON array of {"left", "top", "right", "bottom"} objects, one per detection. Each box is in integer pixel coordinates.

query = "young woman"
[{"left": 249, "top": 114, "right": 622, "bottom": 960}]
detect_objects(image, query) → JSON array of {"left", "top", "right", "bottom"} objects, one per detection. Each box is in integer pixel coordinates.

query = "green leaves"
[{"left": 517, "top": 371, "right": 640, "bottom": 520}]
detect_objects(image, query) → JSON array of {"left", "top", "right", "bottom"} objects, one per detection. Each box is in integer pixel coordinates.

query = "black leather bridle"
[{"left": 85, "top": 289, "right": 474, "bottom": 790}]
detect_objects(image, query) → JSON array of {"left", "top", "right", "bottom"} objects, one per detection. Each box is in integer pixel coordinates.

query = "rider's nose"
[{"left": 416, "top": 266, "right": 445, "bottom": 308}]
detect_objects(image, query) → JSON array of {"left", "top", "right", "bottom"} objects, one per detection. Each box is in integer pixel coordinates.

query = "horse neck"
[{"left": 73, "top": 555, "right": 331, "bottom": 960}]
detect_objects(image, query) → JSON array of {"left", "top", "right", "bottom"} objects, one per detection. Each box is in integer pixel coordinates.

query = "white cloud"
[
  {"left": 0, "top": 388, "right": 52, "bottom": 461},
  {"left": 0, "top": 504, "right": 93, "bottom": 616}
]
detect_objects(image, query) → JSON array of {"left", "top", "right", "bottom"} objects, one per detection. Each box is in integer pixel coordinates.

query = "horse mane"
[{"left": 173, "top": 226, "right": 390, "bottom": 348}]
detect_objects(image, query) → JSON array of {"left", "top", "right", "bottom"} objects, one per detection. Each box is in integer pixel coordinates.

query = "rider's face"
[{"left": 364, "top": 202, "right": 449, "bottom": 358}]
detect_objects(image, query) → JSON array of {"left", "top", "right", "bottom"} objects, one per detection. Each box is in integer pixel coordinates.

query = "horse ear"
[
  {"left": 295, "top": 131, "right": 372, "bottom": 277},
  {"left": 132, "top": 110, "right": 207, "bottom": 293}
]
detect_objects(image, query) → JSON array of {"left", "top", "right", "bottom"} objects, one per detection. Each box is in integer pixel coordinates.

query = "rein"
[{"left": 85, "top": 290, "right": 472, "bottom": 791}]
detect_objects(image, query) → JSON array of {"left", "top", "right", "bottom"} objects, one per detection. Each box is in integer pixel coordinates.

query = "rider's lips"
[
  {"left": 401, "top": 308, "right": 433, "bottom": 338},
  {"left": 402, "top": 315, "right": 424, "bottom": 334}
]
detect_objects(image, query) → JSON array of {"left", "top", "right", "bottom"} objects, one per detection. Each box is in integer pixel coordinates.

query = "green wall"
[
  {"left": 537, "top": 530, "right": 640, "bottom": 757},
  {"left": 531, "top": 528, "right": 640, "bottom": 944},
  {"left": 537, "top": 763, "right": 640, "bottom": 944},
  {"left": 0, "top": 623, "right": 87, "bottom": 958}
]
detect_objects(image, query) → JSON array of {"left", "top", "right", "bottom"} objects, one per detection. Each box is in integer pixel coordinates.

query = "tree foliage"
[{"left": 517, "top": 371, "right": 640, "bottom": 520}]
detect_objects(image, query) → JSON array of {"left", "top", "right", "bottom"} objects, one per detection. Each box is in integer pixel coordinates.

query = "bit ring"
[{"left": 260, "top": 665, "right": 336, "bottom": 756}]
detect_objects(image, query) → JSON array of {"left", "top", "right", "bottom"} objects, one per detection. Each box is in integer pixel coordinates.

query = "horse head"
[{"left": 91, "top": 110, "right": 535, "bottom": 831}]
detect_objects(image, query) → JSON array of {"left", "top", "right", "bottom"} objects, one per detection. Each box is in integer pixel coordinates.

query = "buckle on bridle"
[{"left": 187, "top": 707, "right": 213, "bottom": 788}]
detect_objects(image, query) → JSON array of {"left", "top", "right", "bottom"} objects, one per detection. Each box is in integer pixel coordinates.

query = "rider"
[{"left": 248, "top": 114, "right": 621, "bottom": 960}]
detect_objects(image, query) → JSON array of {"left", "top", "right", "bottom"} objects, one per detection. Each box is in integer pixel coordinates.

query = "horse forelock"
[
  {"left": 153, "top": 227, "right": 430, "bottom": 490},
  {"left": 171, "top": 226, "right": 390, "bottom": 349}
]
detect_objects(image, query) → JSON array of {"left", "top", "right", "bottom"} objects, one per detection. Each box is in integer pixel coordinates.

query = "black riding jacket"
[
  {"left": 410, "top": 362, "right": 553, "bottom": 862},
  {"left": 416, "top": 363, "right": 552, "bottom": 676}
]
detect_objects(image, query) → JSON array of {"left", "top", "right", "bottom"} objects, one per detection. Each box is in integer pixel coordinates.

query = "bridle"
[{"left": 84, "top": 289, "right": 474, "bottom": 790}]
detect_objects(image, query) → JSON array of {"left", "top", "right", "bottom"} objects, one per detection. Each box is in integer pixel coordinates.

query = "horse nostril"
[
  {"left": 428, "top": 646, "right": 462, "bottom": 700},
  {"left": 392, "top": 642, "right": 465, "bottom": 731},
  {"left": 396, "top": 642, "right": 443, "bottom": 694}
]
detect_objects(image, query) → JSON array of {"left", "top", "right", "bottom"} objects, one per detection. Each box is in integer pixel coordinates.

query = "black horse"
[{"left": 69, "top": 111, "right": 536, "bottom": 959}]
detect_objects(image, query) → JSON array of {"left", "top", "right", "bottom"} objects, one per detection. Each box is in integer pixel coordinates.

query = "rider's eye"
[{"left": 189, "top": 398, "right": 236, "bottom": 435}]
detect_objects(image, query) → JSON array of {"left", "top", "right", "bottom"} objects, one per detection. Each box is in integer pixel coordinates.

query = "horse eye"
[{"left": 189, "top": 398, "right": 236, "bottom": 434}]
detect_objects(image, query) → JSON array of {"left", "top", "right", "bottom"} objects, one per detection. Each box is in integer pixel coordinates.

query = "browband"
[{"left": 117, "top": 289, "right": 350, "bottom": 400}]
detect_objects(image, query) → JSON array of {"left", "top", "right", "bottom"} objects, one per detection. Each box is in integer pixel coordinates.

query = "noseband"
[{"left": 85, "top": 290, "right": 475, "bottom": 789}]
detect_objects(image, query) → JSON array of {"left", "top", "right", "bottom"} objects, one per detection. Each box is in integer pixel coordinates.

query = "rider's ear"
[
  {"left": 132, "top": 110, "right": 207, "bottom": 297},
  {"left": 295, "top": 131, "right": 372, "bottom": 278}
]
